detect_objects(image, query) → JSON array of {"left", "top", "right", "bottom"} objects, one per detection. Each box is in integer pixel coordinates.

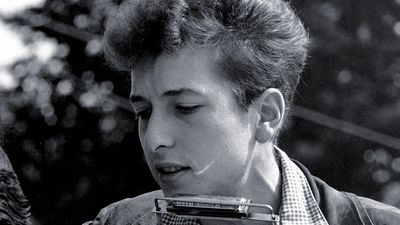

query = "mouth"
[{"left": 156, "top": 165, "right": 191, "bottom": 183}]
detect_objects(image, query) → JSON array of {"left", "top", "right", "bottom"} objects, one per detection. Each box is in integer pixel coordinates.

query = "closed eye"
[{"left": 175, "top": 105, "right": 202, "bottom": 114}]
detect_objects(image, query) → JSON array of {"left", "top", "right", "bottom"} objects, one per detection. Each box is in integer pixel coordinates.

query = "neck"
[
  {"left": 201, "top": 144, "right": 282, "bottom": 225},
  {"left": 241, "top": 143, "right": 281, "bottom": 211}
]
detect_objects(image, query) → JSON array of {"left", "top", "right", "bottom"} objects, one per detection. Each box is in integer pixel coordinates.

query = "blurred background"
[{"left": 0, "top": 0, "right": 399, "bottom": 224}]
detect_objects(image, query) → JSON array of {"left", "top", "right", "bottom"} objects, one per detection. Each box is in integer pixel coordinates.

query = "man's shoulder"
[
  {"left": 109, "top": 189, "right": 164, "bottom": 214},
  {"left": 292, "top": 159, "right": 400, "bottom": 224},
  {"left": 358, "top": 196, "right": 400, "bottom": 224},
  {"left": 83, "top": 190, "right": 163, "bottom": 225},
  {"left": 118, "top": 189, "right": 164, "bottom": 208},
  {"left": 312, "top": 175, "right": 400, "bottom": 224}
]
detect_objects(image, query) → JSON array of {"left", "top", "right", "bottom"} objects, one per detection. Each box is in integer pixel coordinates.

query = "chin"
[
  {"left": 161, "top": 187, "right": 189, "bottom": 197},
  {"left": 161, "top": 186, "right": 205, "bottom": 197}
]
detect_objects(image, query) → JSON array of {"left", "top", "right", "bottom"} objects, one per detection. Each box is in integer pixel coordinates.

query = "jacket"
[{"left": 84, "top": 161, "right": 400, "bottom": 225}]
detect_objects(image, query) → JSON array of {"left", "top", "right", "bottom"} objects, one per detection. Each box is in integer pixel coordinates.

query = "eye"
[
  {"left": 135, "top": 107, "right": 152, "bottom": 120},
  {"left": 175, "top": 104, "right": 202, "bottom": 114}
]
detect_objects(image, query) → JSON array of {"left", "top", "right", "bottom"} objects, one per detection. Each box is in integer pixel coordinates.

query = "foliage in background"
[{"left": 0, "top": 0, "right": 399, "bottom": 224}]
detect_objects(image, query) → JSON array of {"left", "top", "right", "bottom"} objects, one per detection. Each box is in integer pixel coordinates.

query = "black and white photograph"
[{"left": 0, "top": 0, "right": 400, "bottom": 224}]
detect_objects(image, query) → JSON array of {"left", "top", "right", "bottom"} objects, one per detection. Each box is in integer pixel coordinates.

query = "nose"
[{"left": 141, "top": 110, "right": 174, "bottom": 152}]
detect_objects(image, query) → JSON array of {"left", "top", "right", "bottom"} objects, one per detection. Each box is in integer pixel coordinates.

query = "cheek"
[{"left": 183, "top": 118, "right": 250, "bottom": 173}]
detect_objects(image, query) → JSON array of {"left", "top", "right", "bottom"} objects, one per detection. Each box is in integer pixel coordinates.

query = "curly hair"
[
  {"left": 104, "top": 0, "right": 309, "bottom": 113},
  {"left": 0, "top": 148, "right": 31, "bottom": 225}
]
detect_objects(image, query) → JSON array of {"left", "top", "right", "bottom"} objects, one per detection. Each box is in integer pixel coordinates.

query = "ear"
[{"left": 254, "top": 88, "right": 285, "bottom": 143}]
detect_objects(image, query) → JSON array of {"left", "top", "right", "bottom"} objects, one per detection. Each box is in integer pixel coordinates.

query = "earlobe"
[
  {"left": 255, "top": 123, "right": 272, "bottom": 143},
  {"left": 254, "top": 88, "right": 285, "bottom": 143}
]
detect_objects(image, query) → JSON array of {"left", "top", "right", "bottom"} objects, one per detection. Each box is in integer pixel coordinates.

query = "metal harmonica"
[{"left": 152, "top": 194, "right": 280, "bottom": 223}]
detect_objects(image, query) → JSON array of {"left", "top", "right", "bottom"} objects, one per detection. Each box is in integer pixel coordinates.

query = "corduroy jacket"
[{"left": 83, "top": 161, "right": 400, "bottom": 225}]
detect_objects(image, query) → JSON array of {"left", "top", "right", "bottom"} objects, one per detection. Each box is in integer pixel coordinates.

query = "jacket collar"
[{"left": 293, "top": 159, "right": 368, "bottom": 225}]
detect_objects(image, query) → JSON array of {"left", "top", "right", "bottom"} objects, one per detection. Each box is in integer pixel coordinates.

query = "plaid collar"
[
  {"left": 275, "top": 147, "right": 329, "bottom": 225},
  {"left": 160, "top": 147, "right": 329, "bottom": 225},
  {"left": 160, "top": 213, "right": 200, "bottom": 225}
]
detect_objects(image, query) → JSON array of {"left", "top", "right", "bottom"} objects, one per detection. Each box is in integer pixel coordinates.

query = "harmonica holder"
[{"left": 152, "top": 195, "right": 280, "bottom": 224}]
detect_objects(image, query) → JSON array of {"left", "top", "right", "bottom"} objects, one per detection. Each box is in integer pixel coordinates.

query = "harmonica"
[{"left": 152, "top": 194, "right": 279, "bottom": 223}]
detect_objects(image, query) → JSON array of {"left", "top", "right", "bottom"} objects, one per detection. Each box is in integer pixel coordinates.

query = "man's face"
[{"left": 130, "top": 48, "right": 259, "bottom": 197}]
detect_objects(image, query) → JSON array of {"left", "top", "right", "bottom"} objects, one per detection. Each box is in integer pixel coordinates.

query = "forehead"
[{"left": 130, "top": 48, "right": 231, "bottom": 98}]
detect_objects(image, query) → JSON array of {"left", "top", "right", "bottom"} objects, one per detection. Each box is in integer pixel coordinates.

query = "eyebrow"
[{"left": 129, "top": 88, "right": 203, "bottom": 103}]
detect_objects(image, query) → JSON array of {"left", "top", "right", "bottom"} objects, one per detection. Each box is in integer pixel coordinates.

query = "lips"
[
  {"left": 159, "top": 166, "right": 188, "bottom": 174},
  {"left": 156, "top": 163, "right": 190, "bottom": 183}
]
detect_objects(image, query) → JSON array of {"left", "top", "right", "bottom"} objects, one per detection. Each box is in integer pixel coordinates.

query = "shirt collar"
[
  {"left": 275, "top": 146, "right": 329, "bottom": 225},
  {"left": 160, "top": 213, "right": 200, "bottom": 225}
]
